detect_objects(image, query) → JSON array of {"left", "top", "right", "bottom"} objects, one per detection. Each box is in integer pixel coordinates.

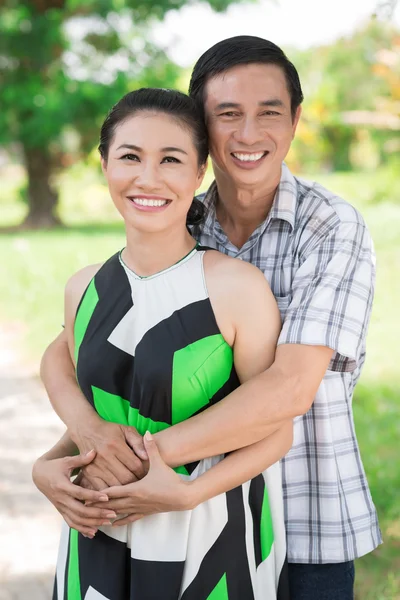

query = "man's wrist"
[{"left": 68, "top": 410, "right": 102, "bottom": 445}]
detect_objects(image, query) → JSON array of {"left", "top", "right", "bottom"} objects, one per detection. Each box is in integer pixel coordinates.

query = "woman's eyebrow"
[
  {"left": 161, "top": 147, "right": 188, "bottom": 155},
  {"left": 116, "top": 143, "right": 141, "bottom": 151},
  {"left": 115, "top": 144, "right": 187, "bottom": 155}
]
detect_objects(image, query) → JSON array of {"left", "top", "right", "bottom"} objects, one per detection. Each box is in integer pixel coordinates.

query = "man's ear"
[{"left": 292, "top": 105, "right": 302, "bottom": 139}]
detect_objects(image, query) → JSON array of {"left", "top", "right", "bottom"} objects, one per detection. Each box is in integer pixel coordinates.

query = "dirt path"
[{"left": 0, "top": 326, "right": 64, "bottom": 599}]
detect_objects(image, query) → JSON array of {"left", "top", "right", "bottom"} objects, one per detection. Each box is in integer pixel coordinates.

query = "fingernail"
[
  {"left": 85, "top": 449, "right": 95, "bottom": 456},
  {"left": 106, "top": 512, "right": 117, "bottom": 519},
  {"left": 144, "top": 430, "right": 153, "bottom": 441},
  {"left": 99, "top": 495, "right": 108, "bottom": 501},
  {"left": 88, "top": 530, "right": 96, "bottom": 537},
  {"left": 102, "top": 520, "right": 112, "bottom": 526}
]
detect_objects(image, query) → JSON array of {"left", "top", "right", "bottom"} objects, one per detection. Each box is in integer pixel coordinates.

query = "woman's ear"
[{"left": 100, "top": 157, "right": 107, "bottom": 177}]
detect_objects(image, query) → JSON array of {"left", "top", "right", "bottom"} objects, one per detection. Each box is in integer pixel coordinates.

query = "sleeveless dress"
[{"left": 53, "top": 246, "right": 290, "bottom": 600}]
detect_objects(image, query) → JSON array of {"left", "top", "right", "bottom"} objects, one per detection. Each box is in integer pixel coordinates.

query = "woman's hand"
[
  {"left": 32, "top": 450, "right": 118, "bottom": 538},
  {"left": 92, "top": 432, "right": 197, "bottom": 527}
]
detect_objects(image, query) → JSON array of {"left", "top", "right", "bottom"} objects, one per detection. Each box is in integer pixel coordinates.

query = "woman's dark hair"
[
  {"left": 189, "top": 35, "right": 304, "bottom": 120},
  {"left": 99, "top": 87, "right": 208, "bottom": 226}
]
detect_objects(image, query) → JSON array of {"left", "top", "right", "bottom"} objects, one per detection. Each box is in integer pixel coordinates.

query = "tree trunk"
[{"left": 22, "top": 146, "right": 62, "bottom": 229}]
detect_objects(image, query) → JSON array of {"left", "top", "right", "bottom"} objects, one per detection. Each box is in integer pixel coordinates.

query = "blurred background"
[{"left": 0, "top": 0, "right": 399, "bottom": 598}]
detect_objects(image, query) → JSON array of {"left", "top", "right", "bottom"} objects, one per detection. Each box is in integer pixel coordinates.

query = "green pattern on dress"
[
  {"left": 206, "top": 573, "right": 229, "bottom": 600},
  {"left": 67, "top": 529, "right": 81, "bottom": 600},
  {"left": 74, "top": 278, "right": 98, "bottom": 363},
  {"left": 261, "top": 486, "right": 274, "bottom": 561},
  {"left": 172, "top": 334, "right": 233, "bottom": 425}
]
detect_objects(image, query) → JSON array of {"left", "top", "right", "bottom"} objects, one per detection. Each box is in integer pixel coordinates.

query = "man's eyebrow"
[
  {"left": 259, "top": 99, "right": 285, "bottom": 108},
  {"left": 215, "top": 102, "right": 241, "bottom": 111},
  {"left": 214, "top": 99, "right": 285, "bottom": 111},
  {"left": 116, "top": 144, "right": 187, "bottom": 155}
]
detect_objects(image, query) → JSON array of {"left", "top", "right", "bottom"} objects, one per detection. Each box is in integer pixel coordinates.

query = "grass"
[{"left": 1, "top": 163, "right": 399, "bottom": 598}]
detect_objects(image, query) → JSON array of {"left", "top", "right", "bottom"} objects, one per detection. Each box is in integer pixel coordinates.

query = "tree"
[{"left": 0, "top": 0, "right": 243, "bottom": 228}]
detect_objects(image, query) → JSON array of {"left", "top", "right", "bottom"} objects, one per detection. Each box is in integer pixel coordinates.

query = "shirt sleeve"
[{"left": 277, "top": 221, "right": 376, "bottom": 372}]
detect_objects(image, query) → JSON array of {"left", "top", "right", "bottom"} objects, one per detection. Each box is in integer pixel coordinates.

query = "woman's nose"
[{"left": 134, "top": 162, "right": 163, "bottom": 190}]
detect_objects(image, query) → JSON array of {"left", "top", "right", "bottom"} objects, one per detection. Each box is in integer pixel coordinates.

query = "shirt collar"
[{"left": 200, "top": 162, "right": 297, "bottom": 238}]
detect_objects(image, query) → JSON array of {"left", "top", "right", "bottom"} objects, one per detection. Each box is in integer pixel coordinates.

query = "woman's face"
[{"left": 102, "top": 111, "right": 206, "bottom": 234}]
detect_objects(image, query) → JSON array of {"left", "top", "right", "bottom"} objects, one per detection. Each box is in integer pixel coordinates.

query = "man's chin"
[{"left": 230, "top": 167, "right": 275, "bottom": 189}]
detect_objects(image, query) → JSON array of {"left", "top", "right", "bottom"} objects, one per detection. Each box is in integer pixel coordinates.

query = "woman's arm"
[
  {"left": 32, "top": 432, "right": 117, "bottom": 537},
  {"left": 188, "top": 423, "right": 292, "bottom": 505},
  {"left": 93, "top": 422, "right": 291, "bottom": 526}
]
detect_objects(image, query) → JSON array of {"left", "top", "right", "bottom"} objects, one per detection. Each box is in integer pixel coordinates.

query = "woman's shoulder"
[
  {"left": 64, "top": 262, "right": 104, "bottom": 311},
  {"left": 202, "top": 250, "right": 280, "bottom": 347},
  {"left": 203, "top": 249, "right": 268, "bottom": 288}
]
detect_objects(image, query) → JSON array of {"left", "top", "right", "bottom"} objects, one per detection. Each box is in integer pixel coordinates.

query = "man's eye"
[
  {"left": 120, "top": 153, "right": 139, "bottom": 161},
  {"left": 162, "top": 156, "right": 180, "bottom": 163},
  {"left": 220, "top": 112, "right": 238, "bottom": 117},
  {"left": 262, "top": 111, "right": 280, "bottom": 116}
]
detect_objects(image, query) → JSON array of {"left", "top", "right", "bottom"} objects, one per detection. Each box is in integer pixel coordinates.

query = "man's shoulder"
[{"left": 294, "top": 174, "right": 367, "bottom": 231}]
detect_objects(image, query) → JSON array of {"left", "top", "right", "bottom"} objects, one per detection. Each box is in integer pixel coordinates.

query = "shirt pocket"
[{"left": 275, "top": 294, "right": 291, "bottom": 321}]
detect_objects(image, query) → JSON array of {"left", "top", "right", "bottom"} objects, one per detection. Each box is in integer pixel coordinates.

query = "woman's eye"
[
  {"left": 162, "top": 156, "right": 180, "bottom": 164},
  {"left": 120, "top": 153, "right": 139, "bottom": 161}
]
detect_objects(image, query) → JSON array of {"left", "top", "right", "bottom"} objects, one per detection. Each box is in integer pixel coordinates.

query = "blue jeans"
[{"left": 288, "top": 561, "right": 355, "bottom": 600}]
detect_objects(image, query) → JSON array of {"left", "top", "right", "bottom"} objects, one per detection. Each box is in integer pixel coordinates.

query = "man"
[{"left": 40, "top": 36, "right": 381, "bottom": 599}]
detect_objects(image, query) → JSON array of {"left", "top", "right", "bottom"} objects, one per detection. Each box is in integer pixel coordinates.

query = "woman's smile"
[{"left": 127, "top": 194, "right": 172, "bottom": 212}]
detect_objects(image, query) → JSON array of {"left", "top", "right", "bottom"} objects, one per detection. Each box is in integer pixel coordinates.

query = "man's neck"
[{"left": 214, "top": 175, "right": 279, "bottom": 250}]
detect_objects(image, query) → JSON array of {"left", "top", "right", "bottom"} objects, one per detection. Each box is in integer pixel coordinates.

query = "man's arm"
[
  {"left": 41, "top": 333, "right": 323, "bottom": 468},
  {"left": 154, "top": 343, "right": 332, "bottom": 467},
  {"left": 155, "top": 217, "right": 375, "bottom": 466},
  {"left": 42, "top": 218, "right": 373, "bottom": 471},
  {"left": 41, "top": 264, "right": 148, "bottom": 490},
  {"left": 42, "top": 333, "right": 148, "bottom": 488},
  {"left": 40, "top": 331, "right": 100, "bottom": 434}
]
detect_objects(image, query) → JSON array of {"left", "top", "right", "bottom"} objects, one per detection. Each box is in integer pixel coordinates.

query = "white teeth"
[
  {"left": 131, "top": 198, "right": 167, "bottom": 207},
  {"left": 232, "top": 152, "right": 265, "bottom": 162}
]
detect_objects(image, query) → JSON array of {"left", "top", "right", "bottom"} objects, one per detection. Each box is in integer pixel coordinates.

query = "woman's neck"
[{"left": 122, "top": 226, "right": 196, "bottom": 277}]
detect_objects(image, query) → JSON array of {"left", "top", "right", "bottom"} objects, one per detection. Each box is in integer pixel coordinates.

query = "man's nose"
[{"left": 234, "top": 117, "right": 264, "bottom": 146}]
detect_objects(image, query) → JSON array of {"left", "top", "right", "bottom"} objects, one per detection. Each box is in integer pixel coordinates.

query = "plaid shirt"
[{"left": 192, "top": 163, "right": 382, "bottom": 564}]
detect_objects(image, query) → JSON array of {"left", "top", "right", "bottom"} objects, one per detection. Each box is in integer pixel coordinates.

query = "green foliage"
[
  {"left": 0, "top": 0, "right": 245, "bottom": 224},
  {"left": 288, "top": 20, "right": 400, "bottom": 174},
  {"left": 0, "top": 0, "right": 245, "bottom": 150}
]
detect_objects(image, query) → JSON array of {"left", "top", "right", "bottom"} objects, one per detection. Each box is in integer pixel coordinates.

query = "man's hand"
[
  {"left": 70, "top": 416, "right": 148, "bottom": 491},
  {"left": 91, "top": 432, "right": 195, "bottom": 526},
  {"left": 32, "top": 450, "right": 117, "bottom": 538}
]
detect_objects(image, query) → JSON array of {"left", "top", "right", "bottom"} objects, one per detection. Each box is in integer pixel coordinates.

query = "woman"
[{"left": 33, "top": 88, "right": 292, "bottom": 600}]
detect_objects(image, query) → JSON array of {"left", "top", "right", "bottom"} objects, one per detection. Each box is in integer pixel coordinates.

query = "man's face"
[{"left": 204, "top": 63, "right": 301, "bottom": 191}]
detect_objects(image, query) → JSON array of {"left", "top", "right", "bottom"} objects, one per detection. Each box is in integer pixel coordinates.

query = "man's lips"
[{"left": 230, "top": 151, "right": 269, "bottom": 168}]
